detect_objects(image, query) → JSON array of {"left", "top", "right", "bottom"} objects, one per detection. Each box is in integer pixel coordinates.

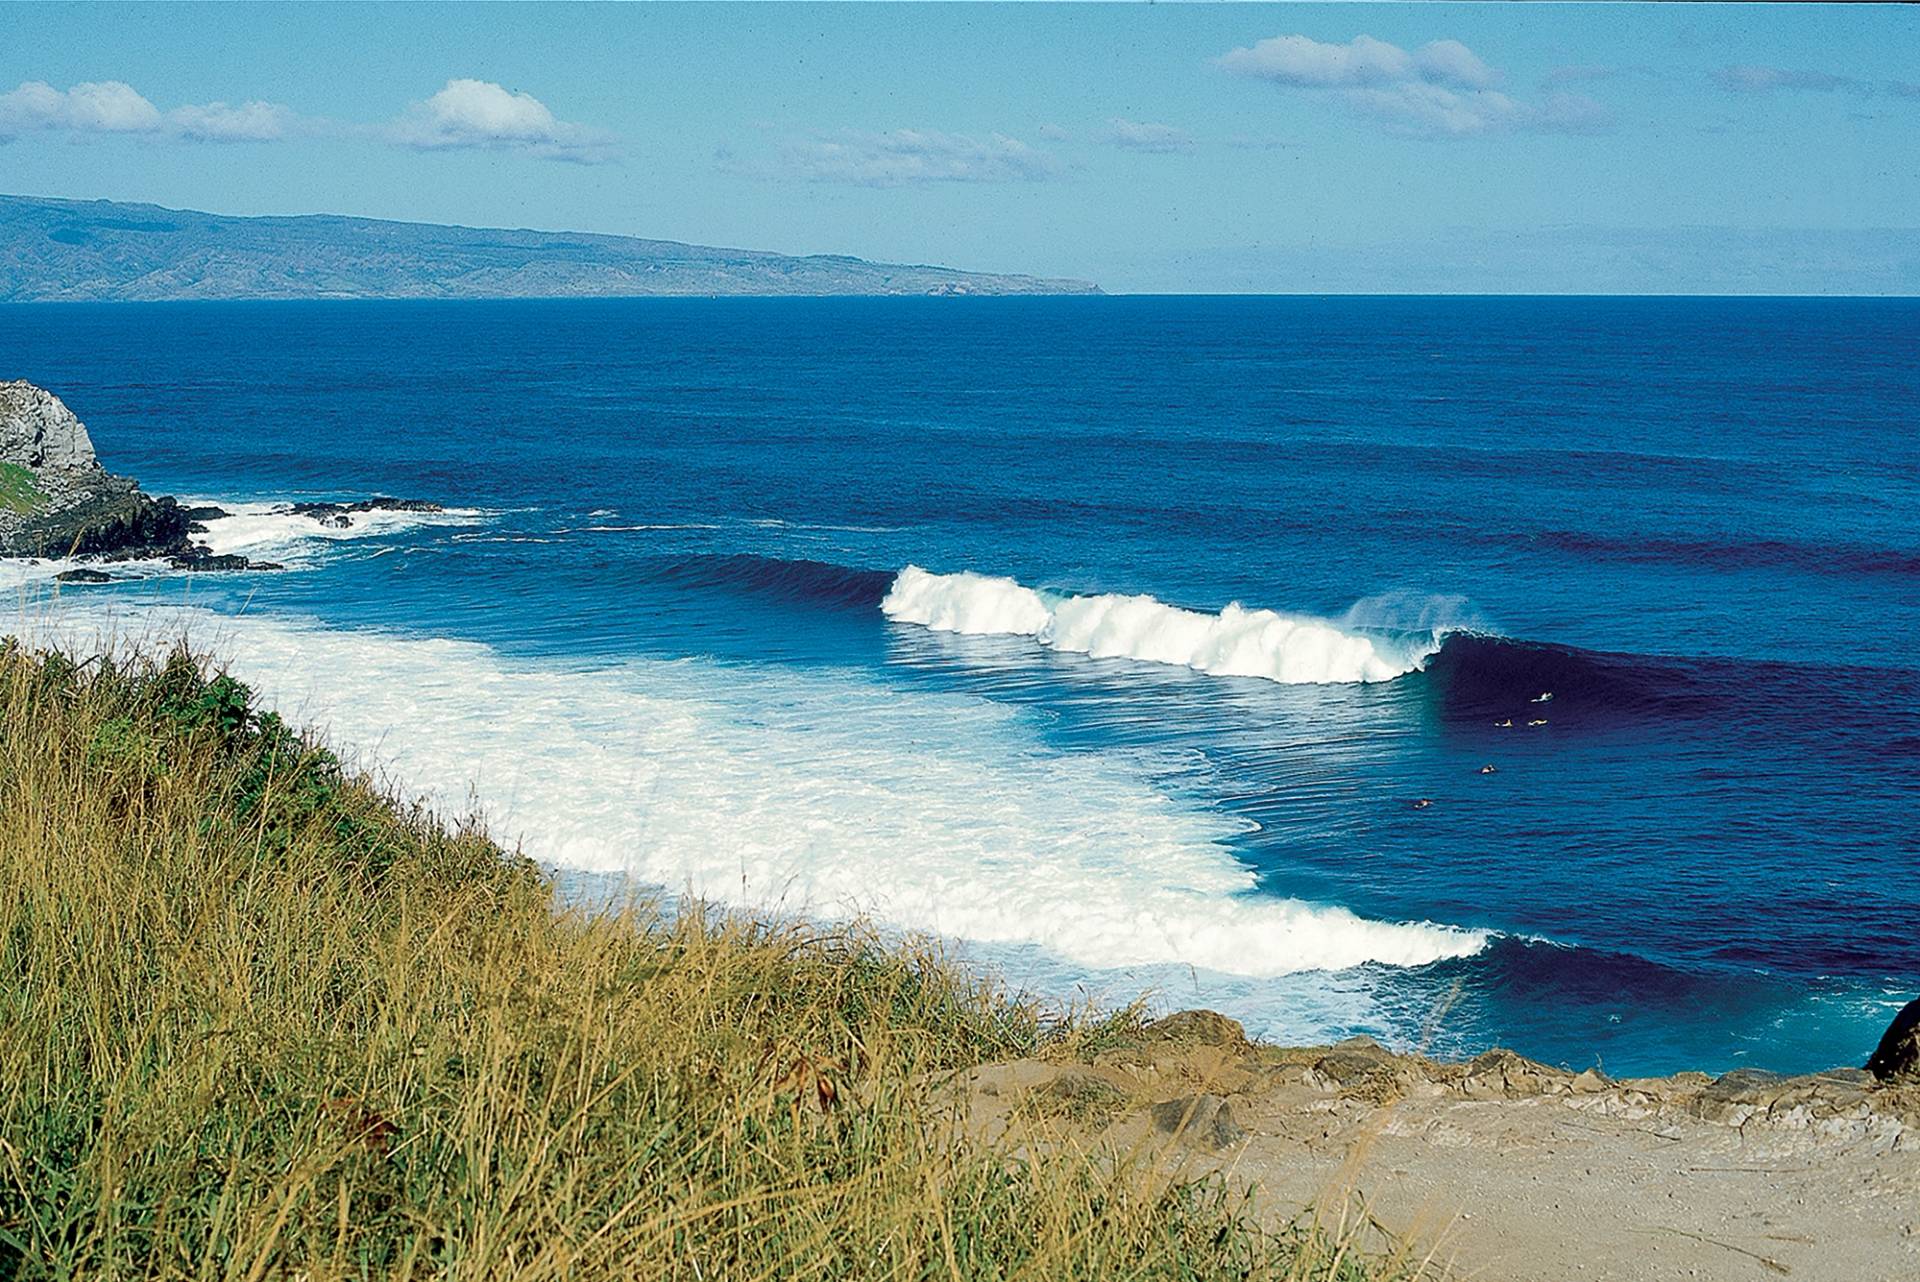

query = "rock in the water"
[
  {"left": 51, "top": 490, "right": 195, "bottom": 560},
  {"left": 54, "top": 567, "right": 112, "bottom": 584},
  {"left": 283, "top": 497, "right": 444, "bottom": 527},
  {"left": 169, "top": 552, "right": 254, "bottom": 572},
  {"left": 1, "top": 379, "right": 100, "bottom": 473},
  {"left": 1866, "top": 997, "right": 1920, "bottom": 1083}
]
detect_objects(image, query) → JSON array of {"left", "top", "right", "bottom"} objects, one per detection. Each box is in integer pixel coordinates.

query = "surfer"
[
  {"left": 1479, "top": 764, "right": 1498, "bottom": 774},
  {"left": 1494, "top": 718, "right": 1513, "bottom": 728},
  {"left": 1412, "top": 798, "right": 1433, "bottom": 810}
]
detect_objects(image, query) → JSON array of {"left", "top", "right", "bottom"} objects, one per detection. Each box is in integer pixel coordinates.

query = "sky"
[{"left": 3, "top": 2, "right": 1917, "bottom": 293}]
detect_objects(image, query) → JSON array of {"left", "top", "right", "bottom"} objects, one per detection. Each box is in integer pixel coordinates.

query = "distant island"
[{"left": 0, "top": 194, "right": 1100, "bottom": 301}]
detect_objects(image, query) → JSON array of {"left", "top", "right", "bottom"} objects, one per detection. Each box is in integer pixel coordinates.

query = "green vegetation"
[
  {"left": 0, "top": 641, "right": 1418, "bottom": 1280},
  {"left": 0, "top": 462, "right": 46, "bottom": 516}
]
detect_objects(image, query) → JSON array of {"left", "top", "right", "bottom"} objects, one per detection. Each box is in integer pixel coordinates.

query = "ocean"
[{"left": 5, "top": 295, "right": 1916, "bottom": 1077}]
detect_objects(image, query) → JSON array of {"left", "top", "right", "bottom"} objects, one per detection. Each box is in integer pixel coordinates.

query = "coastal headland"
[{"left": 0, "top": 379, "right": 436, "bottom": 575}]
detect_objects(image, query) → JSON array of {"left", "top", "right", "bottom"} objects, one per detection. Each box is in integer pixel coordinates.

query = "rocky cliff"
[{"left": 0, "top": 380, "right": 100, "bottom": 472}]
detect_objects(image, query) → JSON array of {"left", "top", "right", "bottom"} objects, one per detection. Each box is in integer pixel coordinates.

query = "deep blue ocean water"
[{"left": 5, "top": 296, "right": 1917, "bottom": 1077}]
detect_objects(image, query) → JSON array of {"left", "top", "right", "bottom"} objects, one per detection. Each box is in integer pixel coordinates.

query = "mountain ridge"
[{"left": 0, "top": 194, "right": 1100, "bottom": 301}]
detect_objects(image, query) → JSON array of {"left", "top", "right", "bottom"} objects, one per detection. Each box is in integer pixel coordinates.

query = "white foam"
[
  {"left": 0, "top": 558, "right": 73, "bottom": 592},
  {"left": 0, "top": 556, "right": 172, "bottom": 593},
  {"left": 189, "top": 500, "right": 484, "bottom": 562},
  {"left": 33, "top": 600, "right": 1487, "bottom": 981},
  {"left": 881, "top": 565, "right": 1443, "bottom": 685}
]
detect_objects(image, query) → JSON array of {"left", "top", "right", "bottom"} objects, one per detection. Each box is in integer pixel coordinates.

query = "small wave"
[
  {"left": 880, "top": 565, "right": 1443, "bottom": 685},
  {"left": 642, "top": 553, "right": 896, "bottom": 610}
]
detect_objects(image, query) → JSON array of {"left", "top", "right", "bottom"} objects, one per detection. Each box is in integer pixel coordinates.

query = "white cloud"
[
  {"left": 1037, "top": 122, "right": 1071, "bottom": 141},
  {"left": 1218, "top": 34, "right": 1419, "bottom": 88},
  {"left": 1, "top": 75, "right": 613, "bottom": 160},
  {"left": 1, "top": 80, "right": 161, "bottom": 137},
  {"left": 168, "top": 100, "right": 293, "bottom": 142},
  {"left": 388, "top": 78, "right": 616, "bottom": 162},
  {"left": 1346, "top": 82, "right": 1523, "bottom": 137},
  {"left": 1350, "top": 83, "right": 1612, "bottom": 138},
  {"left": 770, "top": 129, "right": 1059, "bottom": 186},
  {"left": 1413, "top": 40, "right": 1497, "bottom": 91},
  {"left": 1104, "top": 117, "right": 1194, "bottom": 153},
  {"left": 1218, "top": 34, "right": 1611, "bottom": 139},
  {"left": 0, "top": 79, "right": 293, "bottom": 143},
  {"left": 1217, "top": 34, "right": 1495, "bottom": 92}
]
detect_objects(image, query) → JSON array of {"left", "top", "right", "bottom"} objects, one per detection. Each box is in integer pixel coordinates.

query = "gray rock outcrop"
[{"left": 0, "top": 379, "right": 101, "bottom": 473}]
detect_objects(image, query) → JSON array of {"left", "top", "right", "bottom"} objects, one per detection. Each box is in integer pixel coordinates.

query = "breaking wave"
[{"left": 880, "top": 565, "right": 1445, "bottom": 685}]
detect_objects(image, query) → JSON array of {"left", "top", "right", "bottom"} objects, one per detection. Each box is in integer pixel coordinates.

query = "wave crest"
[{"left": 880, "top": 565, "right": 1443, "bottom": 685}]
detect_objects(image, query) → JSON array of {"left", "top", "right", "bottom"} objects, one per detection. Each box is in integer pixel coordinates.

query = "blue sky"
[{"left": 4, "top": 2, "right": 1916, "bottom": 292}]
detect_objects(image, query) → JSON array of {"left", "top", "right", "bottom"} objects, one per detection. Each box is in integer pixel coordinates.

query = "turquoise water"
[{"left": 6, "top": 296, "right": 1917, "bottom": 1075}]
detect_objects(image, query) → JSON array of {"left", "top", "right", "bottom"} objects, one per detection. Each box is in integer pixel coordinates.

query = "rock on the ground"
[
  {"left": 1144, "top": 1009, "right": 1247, "bottom": 1046},
  {"left": 1149, "top": 1094, "right": 1246, "bottom": 1149}
]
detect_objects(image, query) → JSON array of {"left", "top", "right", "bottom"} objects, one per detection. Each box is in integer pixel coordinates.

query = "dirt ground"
[{"left": 947, "top": 1011, "right": 1920, "bottom": 1282}]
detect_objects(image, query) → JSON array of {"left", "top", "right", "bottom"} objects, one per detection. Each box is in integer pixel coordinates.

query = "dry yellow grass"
[{"left": 0, "top": 638, "right": 1418, "bottom": 1281}]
